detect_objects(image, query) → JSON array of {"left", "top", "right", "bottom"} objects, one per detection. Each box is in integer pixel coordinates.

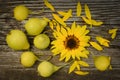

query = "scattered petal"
[
  {"left": 90, "top": 41, "right": 103, "bottom": 51},
  {"left": 74, "top": 70, "right": 89, "bottom": 75},
  {"left": 76, "top": 1, "right": 82, "bottom": 17},
  {"left": 96, "top": 36, "right": 110, "bottom": 47},
  {"left": 44, "top": 0, "right": 55, "bottom": 11},
  {"left": 82, "top": 16, "right": 92, "bottom": 25},
  {"left": 78, "top": 61, "right": 89, "bottom": 67},
  {"left": 69, "top": 61, "right": 78, "bottom": 73},
  {"left": 57, "top": 11, "right": 67, "bottom": 16},
  {"left": 43, "top": 17, "right": 51, "bottom": 22},
  {"left": 63, "top": 9, "right": 72, "bottom": 21},
  {"left": 85, "top": 4, "right": 91, "bottom": 20},
  {"left": 52, "top": 13, "right": 66, "bottom": 26},
  {"left": 91, "top": 19, "right": 103, "bottom": 26},
  {"left": 109, "top": 28, "right": 118, "bottom": 39}
]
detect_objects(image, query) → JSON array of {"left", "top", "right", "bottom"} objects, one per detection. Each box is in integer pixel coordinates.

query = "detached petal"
[
  {"left": 74, "top": 70, "right": 89, "bottom": 75},
  {"left": 91, "top": 19, "right": 103, "bottom": 26},
  {"left": 57, "top": 11, "right": 67, "bottom": 16},
  {"left": 76, "top": 1, "right": 82, "bottom": 17},
  {"left": 69, "top": 61, "right": 78, "bottom": 73},
  {"left": 82, "top": 16, "right": 92, "bottom": 25},
  {"left": 44, "top": 0, "right": 55, "bottom": 11},
  {"left": 90, "top": 41, "right": 103, "bottom": 51},
  {"left": 78, "top": 61, "right": 89, "bottom": 67},
  {"left": 85, "top": 4, "right": 91, "bottom": 20},
  {"left": 109, "top": 28, "right": 118, "bottom": 39},
  {"left": 96, "top": 36, "right": 110, "bottom": 47},
  {"left": 63, "top": 9, "right": 72, "bottom": 21},
  {"left": 52, "top": 13, "right": 66, "bottom": 26}
]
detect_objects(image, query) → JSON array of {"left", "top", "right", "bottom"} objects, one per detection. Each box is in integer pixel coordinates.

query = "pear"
[
  {"left": 37, "top": 61, "right": 61, "bottom": 77},
  {"left": 25, "top": 18, "right": 48, "bottom": 36},
  {"left": 14, "top": 5, "right": 29, "bottom": 21},
  {"left": 33, "top": 34, "right": 50, "bottom": 49},
  {"left": 21, "top": 51, "right": 38, "bottom": 67},
  {"left": 94, "top": 55, "right": 111, "bottom": 71},
  {"left": 6, "top": 29, "right": 30, "bottom": 50}
]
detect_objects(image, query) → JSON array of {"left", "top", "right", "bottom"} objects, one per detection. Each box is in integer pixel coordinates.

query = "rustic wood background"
[{"left": 0, "top": 0, "right": 120, "bottom": 80}]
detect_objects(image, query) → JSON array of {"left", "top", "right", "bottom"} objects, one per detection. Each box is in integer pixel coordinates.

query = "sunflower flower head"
[{"left": 51, "top": 22, "right": 90, "bottom": 62}]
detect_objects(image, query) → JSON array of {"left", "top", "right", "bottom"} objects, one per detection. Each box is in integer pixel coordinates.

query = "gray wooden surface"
[{"left": 0, "top": 0, "right": 120, "bottom": 80}]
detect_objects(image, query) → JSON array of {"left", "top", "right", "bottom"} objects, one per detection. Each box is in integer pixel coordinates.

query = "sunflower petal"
[
  {"left": 69, "top": 61, "right": 78, "bottom": 73},
  {"left": 65, "top": 52, "right": 71, "bottom": 62},
  {"left": 44, "top": 0, "right": 55, "bottom": 11},
  {"left": 57, "top": 11, "right": 67, "bottom": 16},
  {"left": 78, "top": 61, "right": 89, "bottom": 67},
  {"left": 52, "top": 13, "right": 66, "bottom": 26},
  {"left": 90, "top": 41, "right": 103, "bottom": 51},
  {"left": 85, "top": 4, "right": 91, "bottom": 20},
  {"left": 79, "top": 51, "right": 88, "bottom": 58},
  {"left": 49, "top": 21, "right": 54, "bottom": 29},
  {"left": 43, "top": 17, "right": 51, "bottom": 22},
  {"left": 91, "top": 19, "right": 103, "bottom": 26},
  {"left": 63, "top": 9, "right": 72, "bottom": 21},
  {"left": 76, "top": 1, "right": 82, "bottom": 17},
  {"left": 74, "top": 70, "right": 89, "bottom": 75},
  {"left": 96, "top": 36, "right": 110, "bottom": 47},
  {"left": 71, "top": 21, "right": 76, "bottom": 30},
  {"left": 82, "top": 16, "right": 92, "bottom": 25},
  {"left": 108, "top": 28, "right": 118, "bottom": 39}
]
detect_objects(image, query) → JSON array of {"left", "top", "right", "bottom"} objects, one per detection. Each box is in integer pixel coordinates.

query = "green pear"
[
  {"left": 37, "top": 61, "right": 61, "bottom": 77},
  {"left": 33, "top": 34, "right": 50, "bottom": 49},
  {"left": 6, "top": 29, "right": 30, "bottom": 50},
  {"left": 21, "top": 51, "right": 38, "bottom": 67},
  {"left": 94, "top": 55, "right": 111, "bottom": 71},
  {"left": 24, "top": 18, "right": 48, "bottom": 36}
]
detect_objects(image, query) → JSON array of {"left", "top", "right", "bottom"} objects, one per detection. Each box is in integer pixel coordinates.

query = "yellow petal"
[
  {"left": 63, "top": 9, "right": 72, "bottom": 21},
  {"left": 74, "top": 70, "right": 89, "bottom": 75},
  {"left": 43, "top": 17, "right": 51, "bottom": 22},
  {"left": 49, "top": 21, "right": 54, "bottom": 29},
  {"left": 78, "top": 51, "right": 88, "bottom": 58},
  {"left": 90, "top": 41, "right": 103, "bottom": 51},
  {"left": 82, "top": 16, "right": 92, "bottom": 25},
  {"left": 96, "top": 36, "right": 110, "bottom": 47},
  {"left": 85, "top": 4, "right": 91, "bottom": 20},
  {"left": 52, "top": 13, "right": 66, "bottom": 26},
  {"left": 78, "top": 61, "right": 89, "bottom": 67},
  {"left": 56, "top": 23, "right": 61, "bottom": 31},
  {"left": 91, "top": 19, "right": 103, "bottom": 26},
  {"left": 69, "top": 61, "right": 78, "bottom": 73},
  {"left": 57, "top": 11, "right": 67, "bottom": 16},
  {"left": 76, "top": 1, "right": 82, "bottom": 17},
  {"left": 109, "top": 28, "right": 118, "bottom": 39},
  {"left": 109, "top": 28, "right": 118, "bottom": 33},
  {"left": 44, "top": 0, "right": 55, "bottom": 11},
  {"left": 111, "top": 32, "right": 117, "bottom": 39}
]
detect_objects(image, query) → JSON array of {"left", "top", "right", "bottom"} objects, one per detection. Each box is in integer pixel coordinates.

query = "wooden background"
[{"left": 0, "top": 0, "right": 120, "bottom": 80}]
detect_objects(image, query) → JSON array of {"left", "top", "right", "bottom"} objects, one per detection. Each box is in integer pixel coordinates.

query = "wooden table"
[{"left": 0, "top": 0, "right": 120, "bottom": 80}]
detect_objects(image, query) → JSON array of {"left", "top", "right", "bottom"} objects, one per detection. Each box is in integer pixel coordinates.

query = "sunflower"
[{"left": 51, "top": 21, "right": 90, "bottom": 62}]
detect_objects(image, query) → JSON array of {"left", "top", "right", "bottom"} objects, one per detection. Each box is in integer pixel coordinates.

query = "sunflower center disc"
[{"left": 64, "top": 35, "right": 79, "bottom": 50}]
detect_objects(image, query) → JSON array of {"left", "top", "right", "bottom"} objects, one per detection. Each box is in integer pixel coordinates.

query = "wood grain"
[{"left": 0, "top": 0, "right": 120, "bottom": 80}]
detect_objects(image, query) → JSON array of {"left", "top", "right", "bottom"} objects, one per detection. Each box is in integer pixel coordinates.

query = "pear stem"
[{"left": 37, "top": 55, "right": 53, "bottom": 62}]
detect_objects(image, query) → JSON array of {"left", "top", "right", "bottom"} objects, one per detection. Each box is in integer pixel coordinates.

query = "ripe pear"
[
  {"left": 94, "top": 55, "right": 111, "bottom": 71},
  {"left": 37, "top": 61, "right": 61, "bottom": 77},
  {"left": 33, "top": 34, "right": 50, "bottom": 49},
  {"left": 6, "top": 29, "right": 30, "bottom": 50},
  {"left": 14, "top": 5, "right": 29, "bottom": 21},
  {"left": 21, "top": 51, "right": 38, "bottom": 67},
  {"left": 24, "top": 18, "right": 48, "bottom": 36}
]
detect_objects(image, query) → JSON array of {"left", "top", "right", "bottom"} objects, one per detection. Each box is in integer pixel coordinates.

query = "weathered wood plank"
[{"left": 0, "top": 0, "right": 120, "bottom": 80}]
